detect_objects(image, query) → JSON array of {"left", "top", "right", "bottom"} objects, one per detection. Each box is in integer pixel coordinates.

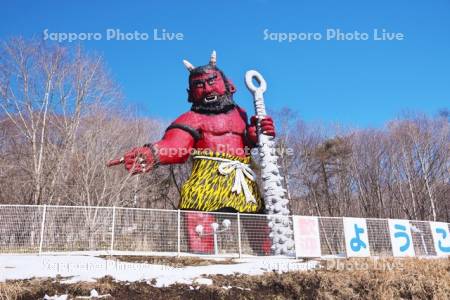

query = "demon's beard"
[{"left": 190, "top": 93, "right": 236, "bottom": 114}]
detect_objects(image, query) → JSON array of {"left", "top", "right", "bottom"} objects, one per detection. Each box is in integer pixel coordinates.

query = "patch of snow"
[
  {"left": 74, "top": 289, "right": 112, "bottom": 299},
  {"left": 0, "top": 255, "right": 318, "bottom": 287},
  {"left": 43, "top": 294, "right": 68, "bottom": 300},
  {"left": 193, "top": 277, "right": 213, "bottom": 285}
]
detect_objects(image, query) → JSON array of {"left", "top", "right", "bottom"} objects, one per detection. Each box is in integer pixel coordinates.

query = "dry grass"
[
  {"left": 0, "top": 257, "right": 448, "bottom": 299},
  {"left": 0, "top": 282, "right": 26, "bottom": 300},
  {"left": 209, "top": 257, "right": 450, "bottom": 299}
]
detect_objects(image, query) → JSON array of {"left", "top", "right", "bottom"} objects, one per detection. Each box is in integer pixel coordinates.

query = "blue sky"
[{"left": 1, "top": 0, "right": 449, "bottom": 128}]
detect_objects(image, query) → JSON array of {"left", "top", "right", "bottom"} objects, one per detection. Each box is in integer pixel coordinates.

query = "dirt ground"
[
  {"left": 98, "top": 255, "right": 238, "bottom": 267},
  {"left": 0, "top": 257, "right": 448, "bottom": 300}
]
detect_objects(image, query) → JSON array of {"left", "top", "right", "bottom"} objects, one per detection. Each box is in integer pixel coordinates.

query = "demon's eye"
[
  {"left": 195, "top": 81, "right": 205, "bottom": 88},
  {"left": 207, "top": 74, "right": 218, "bottom": 85}
]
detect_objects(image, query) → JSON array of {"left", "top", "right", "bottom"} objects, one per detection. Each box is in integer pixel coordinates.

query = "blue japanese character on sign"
[
  {"left": 435, "top": 228, "right": 450, "bottom": 253},
  {"left": 350, "top": 224, "right": 367, "bottom": 252},
  {"left": 344, "top": 218, "right": 371, "bottom": 257},
  {"left": 394, "top": 224, "right": 411, "bottom": 252}
]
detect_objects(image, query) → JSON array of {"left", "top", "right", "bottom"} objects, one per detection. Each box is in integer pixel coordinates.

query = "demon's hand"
[
  {"left": 107, "top": 145, "right": 154, "bottom": 175},
  {"left": 248, "top": 115, "right": 276, "bottom": 144}
]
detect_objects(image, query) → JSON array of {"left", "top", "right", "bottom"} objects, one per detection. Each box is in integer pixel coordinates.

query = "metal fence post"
[
  {"left": 177, "top": 209, "right": 181, "bottom": 257},
  {"left": 291, "top": 215, "right": 296, "bottom": 256},
  {"left": 237, "top": 212, "right": 242, "bottom": 258},
  {"left": 38, "top": 205, "right": 47, "bottom": 255},
  {"left": 110, "top": 206, "right": 116, "bottom": 254}
]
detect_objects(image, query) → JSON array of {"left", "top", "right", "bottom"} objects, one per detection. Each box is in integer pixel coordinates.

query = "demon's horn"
[
  {"left": 183, "top": 59, "right": 195, "bottom": 71},
  {"left": 209, "top": 50, "right": 216, "bottom": 66}
]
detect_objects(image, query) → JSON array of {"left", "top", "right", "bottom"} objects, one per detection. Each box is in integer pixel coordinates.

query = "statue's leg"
[{"left": 184, "top": 211, "right": 215, "bottom": 254}]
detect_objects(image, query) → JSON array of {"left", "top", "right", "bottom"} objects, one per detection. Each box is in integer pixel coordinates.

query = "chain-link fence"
[{"left": 0, "top": 205, "right": 448, "bottom": 258}]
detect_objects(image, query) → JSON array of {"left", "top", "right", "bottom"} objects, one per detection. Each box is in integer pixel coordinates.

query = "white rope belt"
[{"left": 194, "top": 155, "right": 257, "bottom": 204}]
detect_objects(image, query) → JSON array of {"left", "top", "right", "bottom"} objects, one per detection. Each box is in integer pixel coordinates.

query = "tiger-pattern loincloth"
[{"left": 180, "top": 150, "right": 263, "bottom": 213}]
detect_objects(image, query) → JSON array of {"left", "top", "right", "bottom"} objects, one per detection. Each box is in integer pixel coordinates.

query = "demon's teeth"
[{"left": 204, "top": 96, "right": 217, "bottom": 102}]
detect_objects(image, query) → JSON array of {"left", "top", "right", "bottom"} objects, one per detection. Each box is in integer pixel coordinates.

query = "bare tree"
[{"left": 388, "top": 115, "right": 449, "bottom": 221}]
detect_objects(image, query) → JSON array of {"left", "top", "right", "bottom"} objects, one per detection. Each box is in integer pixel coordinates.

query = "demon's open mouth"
[
  {"left": 204, "top": 95, "right": 218, "bottom": 103},
  {"left": 191, "top": 92, "right": 235, "bottom": 114}
]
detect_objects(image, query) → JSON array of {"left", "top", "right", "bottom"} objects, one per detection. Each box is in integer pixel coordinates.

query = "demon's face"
[
  {"left": 184, "top": 51, "right": 237, "bottom": 114},
  {"left": 189, "top": 69, "right": 227, "bottom": 104}
]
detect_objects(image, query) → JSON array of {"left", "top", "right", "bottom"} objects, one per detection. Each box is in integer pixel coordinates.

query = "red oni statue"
[{"left": 109, "top": 51, "right": 274, "bottom": 254}]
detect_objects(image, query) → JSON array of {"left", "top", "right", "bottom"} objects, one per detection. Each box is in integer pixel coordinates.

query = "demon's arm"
[
  {"left": 108, "top": 114, "right": 198, "bottom": 174},
  {"left": 118, "top": 128, "right": 195, "bottom": 174}
]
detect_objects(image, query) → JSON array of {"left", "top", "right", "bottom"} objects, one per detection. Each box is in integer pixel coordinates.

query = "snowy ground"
[{"left": 0, "top": 254, "right": 319, "bottom": 287}]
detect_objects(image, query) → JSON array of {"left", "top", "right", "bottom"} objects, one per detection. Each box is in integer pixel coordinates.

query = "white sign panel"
[
  {"left": 343, "top": 218, "right": 371, "bottom": 257},
  {"left": 429, "top": 222, "right": 450, "bottom": 257},
  {"left": 388, "top": 219, "right": 415, "bottom": 257},
  {"left": 293, "top": 216, "right": 322, "bottom": 258}
]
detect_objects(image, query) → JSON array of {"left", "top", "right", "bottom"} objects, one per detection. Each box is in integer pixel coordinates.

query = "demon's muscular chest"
[{"left": 172, "top": 107, "right": 249, "bottom": 155}]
